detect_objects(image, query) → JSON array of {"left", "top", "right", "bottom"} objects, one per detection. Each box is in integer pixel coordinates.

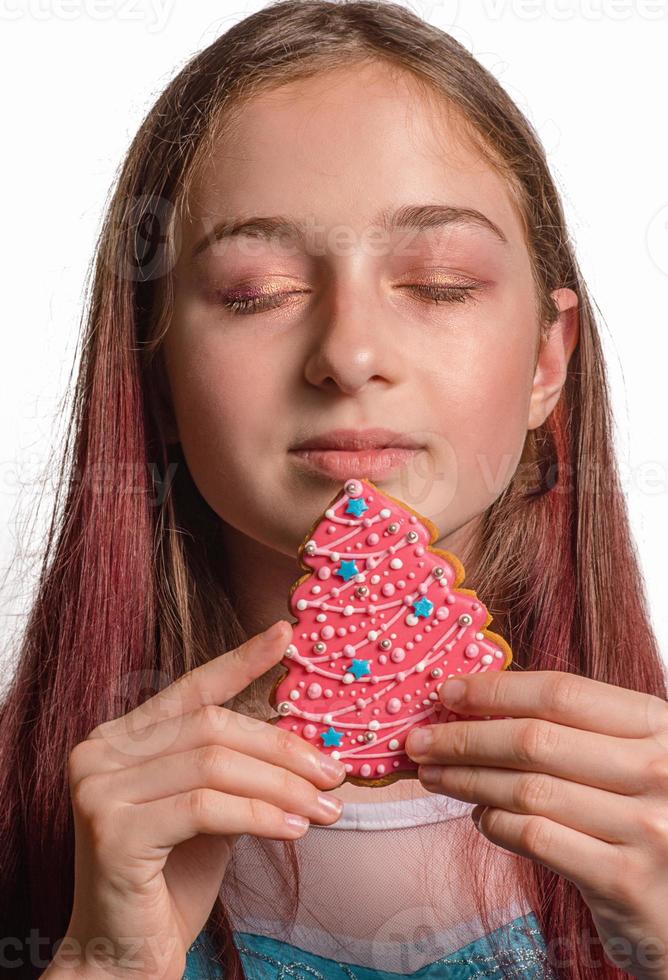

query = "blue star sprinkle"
[
  {"left": 335, "top": 558, "right": 359, "bottom": 581},
  {"left": 413, "top": 596, "right": 434, "bottom": 618},
  {"left": 345, "top": 496, "right": 369, "bottom": 518},
  {"left": 319, "top": 726, "right": 343, "bottom": 747},
  {"left": 346, "top": 658, "right": 371, "bottom": 679}
]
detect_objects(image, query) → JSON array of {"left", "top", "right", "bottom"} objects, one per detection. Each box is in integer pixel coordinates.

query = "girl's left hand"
[{"left": 404, "top": 670, "right": 668, "bottom": 980}]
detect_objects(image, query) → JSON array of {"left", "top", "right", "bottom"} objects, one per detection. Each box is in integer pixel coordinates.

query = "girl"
[{"left": 1, "top": 1, "right": 666, "bottom": 978}]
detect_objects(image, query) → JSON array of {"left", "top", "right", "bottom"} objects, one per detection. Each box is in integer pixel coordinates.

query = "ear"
[
  {"left": 151, "top": 349, "right": 180, "bottom": 445},
  {"left": 527, "top": 287, "right": 580, "bottom": 431}
]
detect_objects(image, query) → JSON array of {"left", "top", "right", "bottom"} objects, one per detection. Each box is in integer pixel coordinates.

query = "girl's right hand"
[{"left": 55, "top": 621, "right": 347, "bottom": 979}]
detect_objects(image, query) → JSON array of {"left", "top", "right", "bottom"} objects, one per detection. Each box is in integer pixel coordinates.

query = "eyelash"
[{"left": 218, "top": 284, "right": 480, "bottom": 316}]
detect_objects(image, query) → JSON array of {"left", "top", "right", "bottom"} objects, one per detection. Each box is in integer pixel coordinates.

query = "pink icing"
[{"left": 270, "top": 478, "right": 513, "bottom": 785}]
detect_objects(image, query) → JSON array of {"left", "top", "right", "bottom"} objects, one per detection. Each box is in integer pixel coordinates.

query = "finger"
[
  {"left": 88, "top": 621, "right": 293, "bottom": 740},
  {"left": 80, "top": 702, "right": 346, "bottom": 788},
  {"left": 434, "top": 669, "right": 668, "bottom": 739},
  {"left": 118, "top": 788, "right": 313, "bottom": 851},
  {"left": 90, "top": 744, "right": 344, "bottom": 826},
  {"left": 418, "top": 763, "right": 640, "bottom": 845},
  {"left": 468, "top": 804, "right": 619, "bottom": 900},
  {"left": 406, "top": 717, "right": 652, "bottom": 796}
]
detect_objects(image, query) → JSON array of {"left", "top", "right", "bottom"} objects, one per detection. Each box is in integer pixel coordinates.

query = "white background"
[{"left": 1, "top": 0, "right": 667, "bottom": 688}]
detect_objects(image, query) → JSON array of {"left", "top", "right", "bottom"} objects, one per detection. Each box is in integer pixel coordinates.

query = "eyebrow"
[{"left": 191, "top": 203, "right": 508, "bottom": 259}]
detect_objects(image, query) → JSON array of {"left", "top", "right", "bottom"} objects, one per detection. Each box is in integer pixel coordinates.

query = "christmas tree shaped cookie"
[{"left": 269, "top": 477, "right": 512, "bottom": 787}]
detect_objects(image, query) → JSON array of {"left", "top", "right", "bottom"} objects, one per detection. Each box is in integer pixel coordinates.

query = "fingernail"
[
  {"left": 406, "top": 727, "right": 432, "bottom": 755},
  {"left": 317, "top": 793, "right": 344, "bottom": 818},
  {"left": 439, "top": 679, "right": 466, "bottom": 704},
  {"left": 320, "top": 754, "right": 347, "bottom": 781},
  {"left": 266, "top": 620, "right": 289, "bottom": 641},
  {"left": 284, "top": 812, "right": 309, "bottom": 830}
]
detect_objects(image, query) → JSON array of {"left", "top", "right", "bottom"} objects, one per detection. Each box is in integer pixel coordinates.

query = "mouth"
[{"left": 289, "top": 446, "right": 422, "bottom": 479}]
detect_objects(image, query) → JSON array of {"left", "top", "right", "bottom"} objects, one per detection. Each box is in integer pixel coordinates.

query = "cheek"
[
  {"left": 166, "top": 314, "right": 279, "bottom": 451},
  {"left": 164, "top": 349, "right": 284, "bottom": 543},
  {"left": 162, "top": 321, "right": 287, "bottom": 521},
  {"left": 182, "top": 376, "right": 281, "bottom": 497},
  {"left": 424, "top": 302, "right": 536, "bottom": 514},
  {"left": 456, "top": 363, "right": 532, "bottom": 501}
]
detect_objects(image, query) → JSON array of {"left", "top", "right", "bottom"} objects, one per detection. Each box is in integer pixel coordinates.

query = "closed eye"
[
  {"left": 215, "top": 283, "right": 481, "bottom": 316},
  {"left": 402, "top": 284, "right": 481, "bottom": 305}
]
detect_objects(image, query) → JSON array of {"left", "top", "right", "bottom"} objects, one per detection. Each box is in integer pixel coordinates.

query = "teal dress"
[{"left": 182, "top": 910, "right": 553, "bottom": 978}]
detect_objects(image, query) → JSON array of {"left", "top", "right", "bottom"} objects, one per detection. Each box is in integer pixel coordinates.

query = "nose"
[{"left": 302, "top": 276, "right": 404, "bottom": 395}]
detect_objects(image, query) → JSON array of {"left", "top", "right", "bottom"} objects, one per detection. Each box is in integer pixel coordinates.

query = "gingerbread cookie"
[{"left": 268, "top": 478, "right": 512, "bottom": 787}]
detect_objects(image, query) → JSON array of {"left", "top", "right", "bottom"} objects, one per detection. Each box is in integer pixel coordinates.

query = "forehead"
[{"left": 183, "top": 61, "right": 527, "bottom": 257}]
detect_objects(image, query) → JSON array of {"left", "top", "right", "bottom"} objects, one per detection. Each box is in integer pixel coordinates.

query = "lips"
[
  {"left": 291, "top": 427, "right": 422, "bottom": 452},
  {"left": 290, "top": 446, "right": 421, "bottom": 479}
]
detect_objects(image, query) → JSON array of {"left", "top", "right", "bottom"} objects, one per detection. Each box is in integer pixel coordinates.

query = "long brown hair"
[{"left": 1, "top": 2, "right": 664, "bottom": 977}]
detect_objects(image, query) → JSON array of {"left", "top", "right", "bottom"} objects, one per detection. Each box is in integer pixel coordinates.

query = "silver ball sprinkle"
[
  {"left": 458, "top": 613, "right": 473, "bottom": 626},
  {"left": 430, "top": 667, "right": 443, "bottom": 678},
  {"left": 277, "top": 701, "right": 292, "bottom": 716},
  {"left": 433, "top": 566, "right": 444, "bottom": 578},
  {"left": 345, "top": 480, "right": 358, "bottom": 495},
  {"left": 355, "top": 585, "right": 369, "bottom": 598},
  {"left": 304, "top": 542, "right": 316, "bottom": 556},
  {"left": 363, "top": 731, "right": 376, "bottom": 743},
  {"left": 407, "top": 530, "right": 418, "bottom": 543},
  {"left": 314, "top": 642, "right": 326, "bottom": 653},
  {"left": 380, "top": 638, "right": 392, "bottom": 650},
  {"left": 387, "top": 522, "right": 399, "bottom": 534}
]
